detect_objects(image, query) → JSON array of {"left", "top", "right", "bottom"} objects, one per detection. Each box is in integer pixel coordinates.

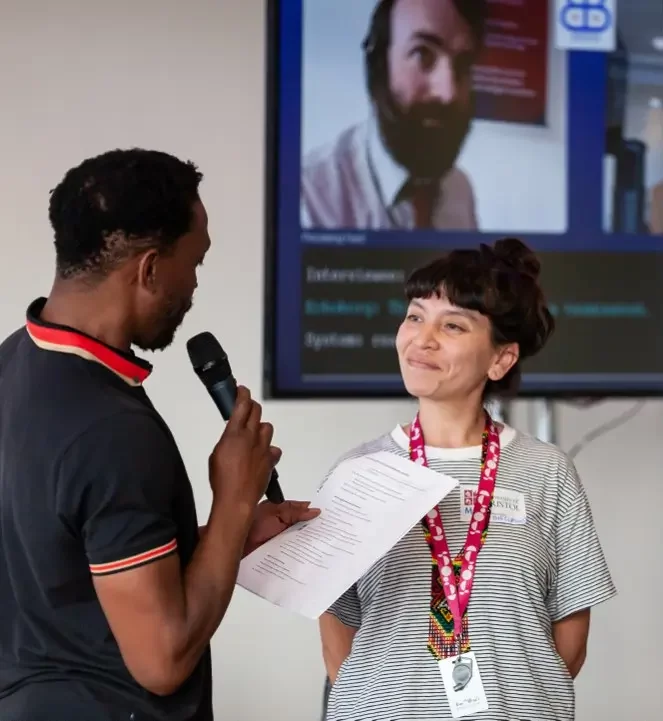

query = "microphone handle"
[{"left": 207, "top": 378, "right": 285, "bottom": 504}]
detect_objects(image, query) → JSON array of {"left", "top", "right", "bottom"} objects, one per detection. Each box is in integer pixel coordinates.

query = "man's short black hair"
[{"left": 48, "top": 148, "right": 204, "bottom": 280}]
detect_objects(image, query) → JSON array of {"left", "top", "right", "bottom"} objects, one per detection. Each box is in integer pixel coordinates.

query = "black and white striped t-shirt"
[{"left": 323, "top": 424, "right": 617, "bottom": 721}]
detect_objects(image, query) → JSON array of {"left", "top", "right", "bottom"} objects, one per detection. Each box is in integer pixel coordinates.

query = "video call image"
[
  {"left": 603, "top": 0, "right": 663, "bottom": 236},
  {"left": 267, "top": 0, "right": 663, "bottom": 397},
  {"left": 300, "top": 0, "right": 567, "bottom": 234}
]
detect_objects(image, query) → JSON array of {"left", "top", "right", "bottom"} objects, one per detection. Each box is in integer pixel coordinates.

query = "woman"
[{"left": 319, "top": 238, "right": 616, "bottom": 721}]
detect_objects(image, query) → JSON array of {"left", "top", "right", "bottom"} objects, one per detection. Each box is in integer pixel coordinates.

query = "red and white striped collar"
[{"left": 25, "top": 297, "right": 152, "bottom": 386}]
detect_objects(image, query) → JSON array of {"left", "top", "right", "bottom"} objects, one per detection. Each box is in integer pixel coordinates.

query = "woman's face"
[{"left": 395, "top": 292, "right": 518, "bottom": 402}]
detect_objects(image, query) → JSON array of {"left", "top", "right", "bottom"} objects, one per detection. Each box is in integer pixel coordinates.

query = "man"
[
  {"left": 301, "top": 0, "right": 485, "bottom": 231},
  {"left": 0, "top": 148, "right": 318, "bottom": 721}
]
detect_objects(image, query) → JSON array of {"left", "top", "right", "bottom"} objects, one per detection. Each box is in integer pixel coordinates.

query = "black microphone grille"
[{"left": 186, "top": 332, "right": 228, "bottom": 373}]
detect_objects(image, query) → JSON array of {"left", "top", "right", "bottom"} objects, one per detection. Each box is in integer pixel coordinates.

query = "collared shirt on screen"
[{"left": 300, "top": 117, "right": 478, "bottom": 231}]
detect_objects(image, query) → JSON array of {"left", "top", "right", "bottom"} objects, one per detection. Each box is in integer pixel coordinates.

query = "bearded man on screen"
[{"left": 301, "top": 0, "right": 484, "bottom": 231}]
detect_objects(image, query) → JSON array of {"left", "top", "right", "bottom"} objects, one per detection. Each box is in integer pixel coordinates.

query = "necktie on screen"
[{"left": 410, "top": 181, "right": 436, "bottom": 228}]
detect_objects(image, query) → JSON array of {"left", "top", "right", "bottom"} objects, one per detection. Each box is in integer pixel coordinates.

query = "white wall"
[
  {"left": 0, "top": 1, "right": 661, "bottom": 719},
  {"left": 302, "top": 0, "right": 567, "bottom": 234}
]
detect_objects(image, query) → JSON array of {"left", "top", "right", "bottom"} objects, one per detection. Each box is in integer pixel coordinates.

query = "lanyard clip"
[{"left": 455, "top": 634, "right": 463, "bottom": 660}]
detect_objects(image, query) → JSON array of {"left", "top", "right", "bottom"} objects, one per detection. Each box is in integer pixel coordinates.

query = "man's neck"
[
  {"left": 414, "top": 396, "right": 489, "bottom": 449},
  {"left": 39, "top": 280, "right": 133, "bottom": 352}
]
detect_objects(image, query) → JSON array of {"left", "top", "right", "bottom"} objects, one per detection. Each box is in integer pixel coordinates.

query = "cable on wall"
[{"left": 566, "top": 400, "right": 648, "bottom": 460}]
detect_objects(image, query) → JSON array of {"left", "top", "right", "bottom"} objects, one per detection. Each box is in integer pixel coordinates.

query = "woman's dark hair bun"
[
  {"left": 491, "top": 236, "right": 541, "bottom": 281},
  {"left": 404, "top": 236, "right": 555, "bottom": 398}
]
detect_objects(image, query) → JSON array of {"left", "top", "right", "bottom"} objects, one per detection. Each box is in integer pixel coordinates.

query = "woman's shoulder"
[
  {"left": 317, "top": 430, "right": 407, "bottom": 490},
  {"left": 504, "top": 427, "right": 584, "bottom": 497},
  {"left": 344, "top": 431, "right": 407, "bottom": 463}
]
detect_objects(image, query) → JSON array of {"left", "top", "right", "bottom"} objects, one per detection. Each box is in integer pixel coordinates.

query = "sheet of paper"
[{"left": 237, "top": 450, "right": 458, "bottom": 619}]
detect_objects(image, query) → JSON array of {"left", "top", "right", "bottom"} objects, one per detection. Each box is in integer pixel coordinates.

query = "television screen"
[{"left": 264, "top": 0, "right": 663, "bottom": 398}]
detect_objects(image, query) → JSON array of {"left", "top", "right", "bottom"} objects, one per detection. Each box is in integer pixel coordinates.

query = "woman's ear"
[{"left": 488, "top": 343, "right": 519, "bottom": 382}]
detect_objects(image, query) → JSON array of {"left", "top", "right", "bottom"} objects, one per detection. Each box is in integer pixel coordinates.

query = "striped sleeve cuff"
[{"left": 89, "top": 538, "right": 178, "bottom": 576}]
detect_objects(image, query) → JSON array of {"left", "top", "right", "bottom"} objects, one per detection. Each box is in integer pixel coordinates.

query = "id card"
[
  {"left": 460, "top": 484, "right": 526, "bottom": 525},
  {"left": 438, "top": 652, "right": 489, "bottom": 718}
]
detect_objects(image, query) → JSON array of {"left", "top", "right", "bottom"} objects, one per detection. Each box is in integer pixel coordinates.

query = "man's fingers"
[
  {"left": 268, "top": 445, "right": 282, "bottom": 466},
  {"left": 258, "top": 421, "right": 275, "bottom": 448},
  {"left": 286, "top": 500, "right": 312, "bottom": 509},
  {"left": 227, "top": 385, "right": 252, "bottom": 428},
  {"left": 245, "top": 399, "right": 263, "bottom": 432},
  {"left": 279, "top": 501, "right": 320, "bottom": 525},
  {"left": 295, "top": 508, "right": 320, "bottom": 522}
]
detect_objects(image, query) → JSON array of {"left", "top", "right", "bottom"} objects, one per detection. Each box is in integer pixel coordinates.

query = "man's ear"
[{"left": 136, "top": 249, "right": 160, "bottom": 294}]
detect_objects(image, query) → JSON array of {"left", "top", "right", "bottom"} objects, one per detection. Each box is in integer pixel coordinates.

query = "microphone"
[{"left": 186, "top": 331, "right": 285, "bottom": 504}]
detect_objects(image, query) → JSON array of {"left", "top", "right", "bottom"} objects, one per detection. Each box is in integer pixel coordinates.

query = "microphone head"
[{"left": 186, "top": 332, "right": 231, "bottom": 379}]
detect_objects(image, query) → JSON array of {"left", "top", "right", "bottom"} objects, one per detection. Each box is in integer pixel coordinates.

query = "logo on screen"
[{"left": 559, "top": 0, "right": 612, "bottom": 33}]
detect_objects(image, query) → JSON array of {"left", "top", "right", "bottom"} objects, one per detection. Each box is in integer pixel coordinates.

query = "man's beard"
[
  {"left": 137, "top": 293, "right": 193, "bottom": 352},
  {"left": 374, "top": 89, "right": 471, "bottom": 180}
]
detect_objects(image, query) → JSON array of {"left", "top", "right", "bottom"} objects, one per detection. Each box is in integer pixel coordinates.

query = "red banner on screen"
[{"left": 472, "top": 0, "right": 549, "bottom": 126}]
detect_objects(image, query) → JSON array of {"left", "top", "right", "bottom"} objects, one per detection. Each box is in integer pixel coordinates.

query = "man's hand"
[
  {"left": 208, "top": 386, "right": 282, "bottom": 513},
  {"left": 93, "top": 387, "right": 283, "bottom": 696},
  {"left": 243, "top": 500, "right": 320, "bottom": 556}
]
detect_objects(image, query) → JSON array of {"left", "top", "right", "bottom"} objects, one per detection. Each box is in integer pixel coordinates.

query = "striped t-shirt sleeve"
[
  {"left": 546, "top": 480, "right": 617, "bottom": 622},
  {"left": 57, "top": 412, "right": 179, "bottom": 577},
  {"left": 327, "top": 583, "right": 362, "bottom": 628}
]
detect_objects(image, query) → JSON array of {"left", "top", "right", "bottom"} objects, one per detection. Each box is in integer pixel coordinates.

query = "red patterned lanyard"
[{"left": 409, "top": 411, "right": 501, "bottom": 656}]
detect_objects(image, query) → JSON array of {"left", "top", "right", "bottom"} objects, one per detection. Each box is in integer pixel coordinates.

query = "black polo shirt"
[{"left": 0, "top": 298, "right": 212, "bottom": 721}]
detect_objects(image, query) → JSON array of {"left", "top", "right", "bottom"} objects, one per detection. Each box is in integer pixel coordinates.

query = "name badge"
[
  {"left": 438, "top": 651, "right": 489, "bottom": 718},
  {"left": 460, "top": 485, "right": 526, "bottom": 525}
]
